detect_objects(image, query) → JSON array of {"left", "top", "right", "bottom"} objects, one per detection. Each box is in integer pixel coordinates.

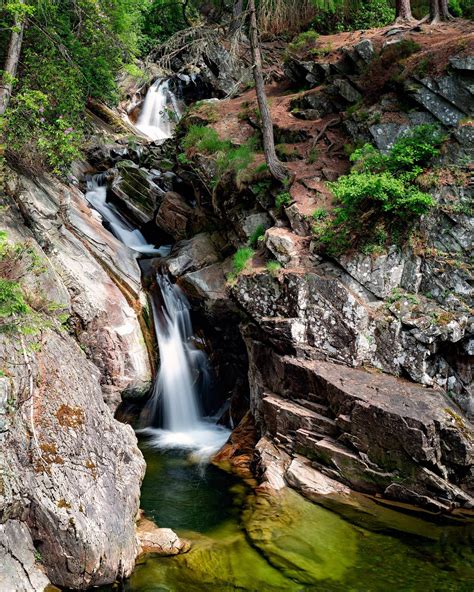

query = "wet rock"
[
  {"left": 156, "top": 191, "right": 194, "bottom": 240},
  {"left": 2, "top": 172, "right": 152, "bottom": 407},
  {"left": 137, "top": 515, "right": 190, "bottom": 557},
  {"left": 213, "top": 412, "right": 257, "bottom": 480},
  {"left": 113, "top": 161, "right": 162, "bottom": 225}
]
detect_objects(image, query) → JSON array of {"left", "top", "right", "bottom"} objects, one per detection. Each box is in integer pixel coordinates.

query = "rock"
[
  {"left": 0, "top": 521, "right": 51, "bottom": 591},
  {"left": 449, "top": 56, "right": 474, "bottom": 71},
  {"left": 2, "top": 172, "right": 152, "bottom": 408},
  {"left": 0, "top": 329, "right": 145, "bottom": 589},
  {"left": 369, "top": 123, "right": 410, "bottom": 153},
  {"left": 407, "top": 79, "right": 465, "bottom": 127},
  {"left": 165, "top": 232, "right": 222, "bottom": 277},
  {"left": 265, "top": 228, "right": 300, "bottom": 266},
  {"left": 243, "top": 337, "right": 474, "bottom": 511},
  {"left": 112, "top": 161, "right": 162, "bottom": 225},
  {"left": 213, "top": 412, "right": 257, "bottom": 479},
  {"left": 239, "top": 212, "right": 273, "bottom": 243},
  {"left": 290, "top": 92, "right": 335, "bottom": 120},
  {"left": 256, "top": 437, "right": 291, "bottom": 491},
  {"left": 332, "top": 79, "right": 362, "bottom": 103},
  {"left": 354, "top": 39, "right": 375, "bottom": 63},
  {"left": 156, "top": 191, "right": 195, "bottom": 240},
  {"left": 137, "top": 515, "right": 190, "bottom": 556}
]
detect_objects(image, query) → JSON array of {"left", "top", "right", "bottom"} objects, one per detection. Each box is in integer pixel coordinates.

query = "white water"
[
  {"left": 85, "top": 174, "right": 169, "bottom": 255},
  {"left": 136, "top": 79, "right": 183, "bottom": 142},
  {"left": 142, "top": 274, "right": 230, "bottom": 458}
]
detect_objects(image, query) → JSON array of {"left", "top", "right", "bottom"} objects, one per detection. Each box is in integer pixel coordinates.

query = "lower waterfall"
[{"left": 141, "top": 274, "right": 229, "bottom": 458}]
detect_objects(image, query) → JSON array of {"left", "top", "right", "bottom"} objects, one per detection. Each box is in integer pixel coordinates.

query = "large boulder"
[
  {"left": 0, "top": 329, "right": 145, "bottom": 589},
  {"left": 244, "top": 332, "right": 473, "bottom": 512}
]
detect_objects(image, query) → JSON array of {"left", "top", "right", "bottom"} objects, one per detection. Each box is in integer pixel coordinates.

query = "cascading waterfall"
[
  {"left": 142, "top": 274, "right": 229, "bottom": 457},
  {"left": 85, "top": 174, "right": 169, "bottom": 255},
  {"left": 136, "top": 78, "right": 183, "bottom": 141}
]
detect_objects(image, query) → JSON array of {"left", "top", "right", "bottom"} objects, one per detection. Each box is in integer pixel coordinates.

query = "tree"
[
  {"left": 0, "top": 1, "right": 28, "bottom": 115},
  {"left": 248, "top": 0, "right": 288, "bottom": 182},
  {"left": 395, "top": 0, "right": 414, "bottom": 22},
  {"left": 430, "top": 0, "right": 453, "bottom": 22}
]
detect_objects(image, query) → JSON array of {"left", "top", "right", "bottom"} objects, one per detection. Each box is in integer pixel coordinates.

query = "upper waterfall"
[{"left": 136, "top": 78, "right": 183, "bottom": 142}]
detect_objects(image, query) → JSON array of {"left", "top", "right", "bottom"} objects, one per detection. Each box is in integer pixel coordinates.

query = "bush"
[
  {"left": 275, "top": 192, "right": 292, "bottom": 209},
  {"left": 320, "top": 125, "right": 444, "bottom": 255},
  {"left": 232, "top": 248, "right": 254, "bottom": 274},
  {"left": 287, "top": 30, "right": 319, "bottom": 56},
  {"left": 312, "top": 208, "right": 328, "bottom": 220},
  {"left": 351, "top": 0, "right": 395, "bottom": 29}
]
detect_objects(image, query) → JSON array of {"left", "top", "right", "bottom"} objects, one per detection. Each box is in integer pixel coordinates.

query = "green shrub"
[
  {"left": 275, "top": 192, "right": 292, "bottom": 209},
  {"left": 232, "top": 248, "right": 254, "bottom": 274},
  {"left": 320, "top": 125, "right": 444, "bottom": 255},
  {"left": 249, "top": 225, "right": 266, "bottom": 248},
  {"left": 183, "top": 125, "right": 230, "bottom": 154},
  {"left": 351, "top": 0, "right": 395, "bottom": 29},
  {"left": 312, "top": 208, "right": 328, "bottom": 220},
  {"left": 288, "top": 30, "right": 319, "bottom": 55},
  {"left": 0, "top": 279, "right": 29, "bottom": 320}
]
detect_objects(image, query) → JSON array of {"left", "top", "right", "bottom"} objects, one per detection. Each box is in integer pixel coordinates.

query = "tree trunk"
[
  {"left": 440, "top": 0, "right": 453, "bottom": 20},
  {"left": 430, "top": 0, "right": 452, "bottom": 22},
  {"left": 396, "top": 0, "right": 414, "bottom": 22},
  {"left": 0, "top": 9, "right": 26, "bottom": 115},
  {"left": 229, "top": 0, "right": 244, "bottom": 35},
  {"left": 248, "top": 0, "right": 287, "bottom": 182}
]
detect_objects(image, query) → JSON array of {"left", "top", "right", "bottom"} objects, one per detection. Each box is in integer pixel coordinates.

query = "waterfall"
[
  {"left": 85, "top": 174, "right": 169, "bottom": 256},
  {"left": 136, "top": 79, "right": 182, "bottom": 142},
  {"left": 142, "top": 274, "right": 230, "bottom": 458}
]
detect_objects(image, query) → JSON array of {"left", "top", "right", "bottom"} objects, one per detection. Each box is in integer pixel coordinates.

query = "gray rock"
[
  {"left": 369, "top": 123, "right": 410, "bottom": 153},
  {"left": 332, "top": 78, "right": 362, "bottom": 103},
  {"left": 354, "top": 39, "right": 375, "bottom": 63},
  {"left": 0, "top": 329, "right": 145, "bottom": 589},
  {"left": 449, "top": 56, "right": 474, "bottom": 71}
]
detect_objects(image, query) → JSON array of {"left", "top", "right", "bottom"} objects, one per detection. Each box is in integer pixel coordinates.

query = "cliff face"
[
  {"left": 146, "top": 22, "right": 473, "bottom": 511},
  {"left": 0, "top": 167, "right": 150, "bottom": 588}
]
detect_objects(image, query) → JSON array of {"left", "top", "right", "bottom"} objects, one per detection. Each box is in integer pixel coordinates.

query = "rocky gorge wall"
[{"left": 0, "top": 164, "right": 152, "bottom": 588}]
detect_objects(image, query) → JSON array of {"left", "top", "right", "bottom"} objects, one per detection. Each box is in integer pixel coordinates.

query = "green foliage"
[
  {"left": 319, "top": 125, "right": 445, "bottom": 255},
  {"left": 266, "top": 260, "right": 282, "bottom": 275},
  {"left": 312, "top": 208, "right": 328, "bottom": 220},
  {"left": 232, "top": 247, "right": 254, "bottom": 275},
  {"left": 0, "top": 278, "right": 29, "bottom": 319},
  {"left": 288, "top": 30, "right": 319, "bottom": 54},
  {"left": 182, "top": 125, "right": 257, "bottom": 187},
  {"left": 1, "top": 0, "right": 145, "bottom": 175},
  {"left": 249, "top": 224, "right": 266, "bottom": 248},
  {"left": 275, "top": 192, "right": 291, "bottom": 209},
  {"left": 351, "top": 0, "right": 395, "bottom": 29}
]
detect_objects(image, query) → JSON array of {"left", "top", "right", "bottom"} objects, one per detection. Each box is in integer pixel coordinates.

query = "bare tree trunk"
[
  {"left": 430, "top": 0, "right": 441, "bottom": 22},
  {"left": 248, "top": 0, "right": 287, "bottom": 182},
  {"left": 0, "top": 8, "right": 26, "bottom": 115},
  {"left": 229, "top": 0, "right": 244, "bottom": 35},
  {"left": 395, "top": 0, "right": 414, "bottom": 22}
]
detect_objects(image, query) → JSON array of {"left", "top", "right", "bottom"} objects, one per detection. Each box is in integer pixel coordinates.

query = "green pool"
[{"left": 113, "top": 436, "right": 474, "bottom": 592}]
